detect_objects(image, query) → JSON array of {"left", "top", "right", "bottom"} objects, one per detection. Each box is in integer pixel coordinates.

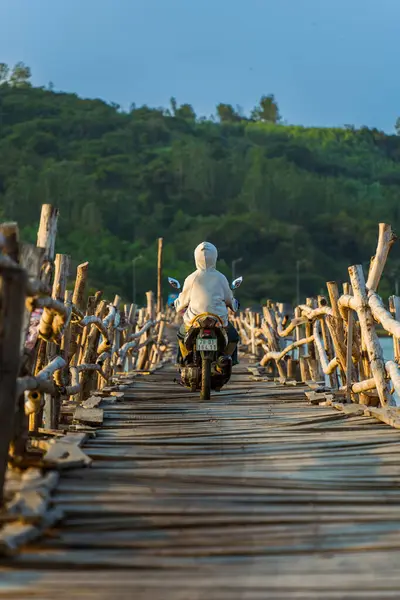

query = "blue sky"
[{"left": 1, "top": 0, "right": 399, "bottom": 131}]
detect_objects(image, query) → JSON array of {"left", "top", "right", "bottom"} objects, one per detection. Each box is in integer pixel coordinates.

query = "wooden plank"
[
  {"left": 81, "top": 396, "right": 103, "bottom": 409},
  {"left": 7, "top": 359, "right": 400, "bottom": 597},
  {"left": 0, "top": 506, "right": 62, "bottom": 556},
  {"left": 31, "top": 432, "right": 92, "bottom": 468},
  {"left": 73, "top": 407, "right": 104, "bottom": 426}
]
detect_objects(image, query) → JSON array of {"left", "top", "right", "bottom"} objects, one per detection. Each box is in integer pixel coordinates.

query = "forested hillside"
[{"left": 1, "top": 63, "right": 400, "bottom": 305}]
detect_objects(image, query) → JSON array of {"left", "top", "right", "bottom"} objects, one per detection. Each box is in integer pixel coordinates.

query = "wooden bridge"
[{"left": 2, "top": 207, "right": 400, "bottom": 598}]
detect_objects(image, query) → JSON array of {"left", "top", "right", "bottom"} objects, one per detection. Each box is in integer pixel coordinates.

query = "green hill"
[{"left": 1, "top": 66, "right": 400, "bottom": 305}]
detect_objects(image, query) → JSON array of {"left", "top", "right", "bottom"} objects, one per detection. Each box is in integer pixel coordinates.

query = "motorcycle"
[{"left": 168, "top": 276, "right": 243, "bottom": 400}]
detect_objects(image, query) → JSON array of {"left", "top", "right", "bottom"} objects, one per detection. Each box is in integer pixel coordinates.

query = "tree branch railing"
[
  {"left": 236, "top": 223, "right": 400, "bottom": 414},
  {"left": 0, "top": 204, "right": 172, "bottom": 546}
]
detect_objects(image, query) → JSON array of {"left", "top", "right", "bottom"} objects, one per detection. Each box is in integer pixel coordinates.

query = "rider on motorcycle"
[{"left": 174, "top": 241, "right": 240, "bottom": 365}]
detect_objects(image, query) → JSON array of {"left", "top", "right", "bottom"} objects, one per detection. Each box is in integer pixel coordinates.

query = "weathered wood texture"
[
  {"left": 0, "top": 262, "right": 26, "bottom": 503},
  {"left": 244, "top": 223, "right": 400, "bottom": 412},
  {"left": 3, "top": 359, "right": 400, "bottom": 598},
  {"left": 0, "top": 203, "right": 169, "bottom": 555}
]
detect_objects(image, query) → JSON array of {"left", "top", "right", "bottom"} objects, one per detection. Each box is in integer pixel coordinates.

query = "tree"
[
  {"left": 0, "top": 63, "right": 9, "bottom": 84},
  {"left": 251, "top": 94, "right": 280, "bottom": 123},
  {"left": 0, "top": 80, "right": 399, "bottom": 305},
  {"left": 170, "top": 97, "right": 177, "bottom": 116},
  {"left": 216, "top": 103, "right": 241, "bottom": 123},
  {"left": 9, "top": 62, "right": 31, "bottom": 87},
  {"left": 175, "top": 103, "right": 196, "bottom": 120}
]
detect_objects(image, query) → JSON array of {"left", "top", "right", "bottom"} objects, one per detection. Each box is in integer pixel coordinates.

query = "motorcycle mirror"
[
  {"left": 168, "top": 277, "right": 181, "bottom": 290},
  {"left": 231, "top": 276, "right": 243, "bottom": 290}
]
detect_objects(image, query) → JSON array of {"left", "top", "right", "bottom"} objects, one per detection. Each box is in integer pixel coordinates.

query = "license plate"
[{"left": 196, "top": 338, "right": 218, "bottom": 351}]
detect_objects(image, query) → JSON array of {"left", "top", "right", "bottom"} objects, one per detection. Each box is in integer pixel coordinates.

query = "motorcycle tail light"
[{"left": 197, "top": 316, "right": 218, "bottom": 328}]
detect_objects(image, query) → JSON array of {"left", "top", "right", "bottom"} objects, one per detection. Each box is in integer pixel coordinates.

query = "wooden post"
[
  {"left": 43, "top": 386, "right": 59, "bottom": 430},
  {"left": 326, "top": 281, "right": 348, "bottom": 384},
  {"left": 138, "top": 308, "right": 146, "bottom": 328},
  {"left": 111, "top": 294, "right": 121, "bottom": 365},
  {"left": 20, "top": 244, "right": 46, "bottom": 433},
  {"left": 137, "top": 338, "right": 151, "bottom": 371},
  {"left": 29, "top": 205, "right": 59, "bottom": 429},
  {"left": 250, "top": 311, "right": 256, "bottom": 357},
  {"left": 146, "top": 291, "right": 155, "bottom": 321},
  {"left": 137, "top": 297, "right": 153, "bottom": 371},
  {"left": 287, "top": 358, "right": 299, "bottom": 380},
  {"left": 70, "top": 261, "right": 89, "bottom": 364},
  {"left": 389, "top": 296, "right": 400, "bottom": 362},
  {"left": 78, "top": 295, "right": 97, "bottom": 364},
  {"left": 295, "top": 307, "right": 309, "bottom": 382},
  {"left": 345, "top": 309, "right": 354, "bottom": 402},
  {"left": 79, "top": 300, "right": 108, "bottom": 400},
  {"left": 42, "top": 253, "right": 70, "bottom": 427},
  {"left": 261, "top": 305, "right": 286, "bottom": 378},
  {"left": 366, "top": 223, "right": 396, "bottom": 293},
  {"left": 157, "top": 237, "right": 163, "bottom": 314},
  {"left": 99, "top": 294, "right": 120, "bottom": 389},
  {"left": 346, "top": 288, "right": 361, "bottom": 368},
  {"left": 317, "top": 296, "right": 338, "bottom": 389},
  {"left": 305, "top": 298, "right": 319, "bottom": 382},
  {"left": 348, "top": 265, "right": 391, "bottom": 406},
  {"left": 72, "top": 261, "right": 89, "bottom": 309},
  {"left": 263, "top": 304, "right": 280, "bottom": 352},
  {"left": 78, "top": 292, "right": 102, "bottom": 364},
  {"left": 125, "top": 304, "right": 137, "bottom": 371},
  {"left": 59, "top": 290, "right": 73, "bottom": 386},
  {"left": 80, "top": 300, "right": 108, "bottom": 399},
  {"left": 52, "top": 254, "right": 70, "bottom": 302},
  {"left": 151, "top": 320, "right": 166, "bottom": 367},
  {"left": 36, "top": 204, "right": 59, "bottom": 289},
  {"left": 48, "top": 254, "right": 70, "bottom": 360},
  {"left": 326, "top": 283, "right": 344, "bottom": 336},
  {"left": 354, "top": 319, "right": 367, "bottom": 382},
  {"left": 341, "top": 284, "right": 356, "bottom": 387},
  {"left": 0, "top": 224, "right": 33, "bottom": 462},
  {"left": 37, "top": 204, "right": 59, "bottom": 260},
  {"left": 0, "top": 259, "right": 26, "bottom": 503},
  {"left": 0, "top": 222, "right": 20, "bottom": 262}
]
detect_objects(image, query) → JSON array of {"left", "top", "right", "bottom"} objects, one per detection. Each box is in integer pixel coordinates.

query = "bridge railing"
[
  {"left": 0, "top": 204, "right": 170, "bottom": 514},
  {"left": 236, "top": 223, "right": 400, "bottom": 413}
]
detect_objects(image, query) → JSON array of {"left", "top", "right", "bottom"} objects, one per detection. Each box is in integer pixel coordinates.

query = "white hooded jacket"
[{"left": 174, "top": 242, "right": 236, "bottom": 327}]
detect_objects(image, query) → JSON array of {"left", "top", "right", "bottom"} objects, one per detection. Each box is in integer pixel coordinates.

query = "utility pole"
[
  {"left": 132, "top": 255, "right": 142, "bottom": 304},
  {"left": 296, "top": 260, "right": 300, "bottom": 307},
  {"left": 232, "top": 257, "right": 243, "bottom": 282},
  {"left": 157, "top": 238, "right": 163, "bottom": 313}
]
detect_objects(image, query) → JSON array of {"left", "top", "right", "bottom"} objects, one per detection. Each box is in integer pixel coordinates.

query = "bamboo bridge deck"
[{"left": 3, "top": 360, "right": 400, "bottom": 599}]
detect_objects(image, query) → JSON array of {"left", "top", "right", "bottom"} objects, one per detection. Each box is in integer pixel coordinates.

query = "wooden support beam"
[
  {"left": 348, "top": 264, "right": 391, "bottom": 407},
  {"left": 70, "top": 261, "right": 89, "bottom": 364},
  {"left": 389, "top": 295, "right": 400, "bottom": 362},
  {"left": 0, "top": 258, "right": 27, "bottom": 504},
  {"left": 366, "top": 223, "right": 396, "bottom": 293},
  {"left": 157, "top": 237, "right": 163, "bottom": 314}
]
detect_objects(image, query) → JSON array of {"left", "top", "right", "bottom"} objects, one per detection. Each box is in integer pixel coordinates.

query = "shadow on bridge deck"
[{"left": 3, "top": 361, "right": 400, "bottom": 599}]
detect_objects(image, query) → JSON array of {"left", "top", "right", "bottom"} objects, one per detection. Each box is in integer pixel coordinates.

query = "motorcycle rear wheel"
[{"left": 200, "top": 357, "right": 211, "bottom": 400}]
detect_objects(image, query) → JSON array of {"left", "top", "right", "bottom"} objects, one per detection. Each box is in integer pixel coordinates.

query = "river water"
[
  {"left": 380, "top": 336, "right": 394, "bottom": 362},
  {"left": 378, "top": 337, "right": 399, "bottom": 406}
]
